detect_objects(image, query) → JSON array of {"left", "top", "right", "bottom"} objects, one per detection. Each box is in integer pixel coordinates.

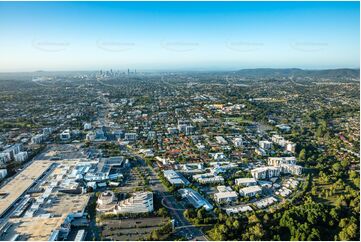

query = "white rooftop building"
[
  {"left": 267, "top": 157, "right": 297, "bottom": 166},
  {"left": 253, "top": 196, "right": 278, "bottom": 209},
  {"left": 225, "top": 205, "right": 253, "bottom": 215},
  {"left": 83, "top": 123, "right": 92, "bottom": 130},
  {"left": 178, "top": 188, "right": 213, "bottom": 211},
  {"left": 97, "top": 191, "right": 154, "bottom": 214},
  {"left": 60, "top": 130, "right": 71, "bottom": 141},
  {"left": 193, "top": 173, "right": 224, "bottom": 184},
  {"left": 259, "top": 140, "right": 272, "bottom": 150},
  {"left": 214, "top": 191, "right": 238, "bottom": 203},
  {"left": 116, "top": 192, "right": 154, "bottom": 214},
  {"left": 235, "top": 177, "right": 257, "bottom": 187},
  {"left": 0, "top": 169, "right": 7, "bottom": 180},
  {"left": 14, "top": 151, "right": 28, "bottom": 163},
  {"left": 163, "top": 170, "right": 190, "bottom": 186},
  {"left": 251, "top": 166, "right": 281, "bottom": 180},
  {"left": 267, "top": 157, "right": 302, "bottom": 175},
  {"left": 239, "top": 185, "right": 262, "bottom": 197},
  {"left": 233, "top": 137, "right": 243, "bottom": 147},
  {"left": 215, "top": 136, "right": 228, "bottom": 145},
  {"left": 124, "top": 133, "right": 137, "bottom": 141}
]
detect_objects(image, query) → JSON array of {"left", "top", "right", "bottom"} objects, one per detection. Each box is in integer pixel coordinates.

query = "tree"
[
  {"left": 150, "top": 230, "right": 160, "bottom": 240},
  {"left": 197, "top": 208, "right": 206, "bottom": 220},
  {"left": 157, "top": 207, "right": 168, "bottom": 217},
  {"left": 340, "top": 159, "right": 349, "bottom": 168},
  {"left": 298, "top": 148, "right": 306, "bottom": 161},
  {"left": 307, "top": 228, "right": 320, "bottom": 240},
  {"left": 247, "top": 223, "right": 264, "bottom": 240},
  {"left": 233, "top": 220, "right": 240, "bottom": 230},
  {"left": 332, "top": 162, "right": 341, "bottom": 173}
]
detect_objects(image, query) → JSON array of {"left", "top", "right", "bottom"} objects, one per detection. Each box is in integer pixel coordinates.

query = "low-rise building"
[
  {"left": 116, "top": 192, "right": 154, "bottom": 214},
  {"left": 96, "top": 191, "right": 117, "bottom": 213},
  {"left": 97, "top": 191, "right": 154, "bottom": 214},
  {"left": 60, "top": 130, "right": 71, "bottom": 141},
  {"left": 163, "top": 170, "right": 190, "bottom": 186},
  {"left": 235, "top": 177, "right": 257, "bottom": 187},
  {"left": 214, "top": 186, "right": 238, "bottom": 203},
  {"left": 259, "top": 140, "right": 272, "bottom": 150},
  {"left": 14, "top": 151, "right": 28, "bottom": 163},
  {"left": 267, "top": 157, "right": 296, "bottom": 166},
  {"left": 178, "top": 188, "right": 213, "bottom": 211},
  {"left": 267, "top": 157, "right": 302, "bottom": 175},
  {"left": 215, "top": 136, "right": 228, "bottom": 145},
  {"left": 253, "top": 196, "right": 278, "bottom": 209},
  {"left": 251, "top": 166, "right": 281, "bottom": 180},
  {"left": 124, "top": 133, "right": 137, "bottom": 141},
  {"left": 0, "top": 169, "right": 7, "bottom": 180},
  {"left": 239, "top": 185, "right": 262, "bottom": 197},
  {"left": 83, "top": 123, "right": 92, "bottom": 130},
  {"left": 225, "top": 205, "right": 253, "bottom": 215},
  {"left": 280, "top": 164, "right": 303, "bottom": 175},
  {"left": 233, "top": 137, "right": 243, "bottom": 147},
  {"left": 286, "top": 142, "right": 296, "bottom": 153},
  {"left": 31, "top": 134, "right": 46, "bottom": 144},
  {"left": 193, "top": 173, "right": 224, "bottom": 184}
]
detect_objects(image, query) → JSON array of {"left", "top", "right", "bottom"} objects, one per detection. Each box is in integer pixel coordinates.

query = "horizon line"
[{"left": 0, "top": 67, "right": 360, "bottom": 74}]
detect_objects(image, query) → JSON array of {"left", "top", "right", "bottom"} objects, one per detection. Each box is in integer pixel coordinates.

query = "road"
[{"left": 135, "top": 155, "right": 208, "bottom": 241}]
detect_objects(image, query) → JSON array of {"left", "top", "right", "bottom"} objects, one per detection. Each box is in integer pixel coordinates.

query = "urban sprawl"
[{"left": 0, "top": 69, "right": 359, "bottom": 241}]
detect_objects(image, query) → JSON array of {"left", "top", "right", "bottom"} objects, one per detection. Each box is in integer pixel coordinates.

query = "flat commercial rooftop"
[
  {"left": 0, "top": 160, "right": 53, "bottom": 216},
  {"left": 7, "top": 216, "right": 66, "bottom": 241},
  {"left": 45, "top": 193, "right": 90, "bottom": 215}
]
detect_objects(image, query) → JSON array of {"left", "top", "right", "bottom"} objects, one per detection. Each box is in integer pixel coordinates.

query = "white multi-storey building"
[
  {"left": 233, "top": 137, "right": 243, "bottom": 147},
  {"left": 215, "top": 136, "right": 228, "bottom": 145},
  {"left": 259, "top": 140, "right": 272, "bottom": 150},
  {"left": 235, "top": 177, "right": 257, "bottom": 187},
  {"left": 97, "top": 191, "right": 154, "bottom": 214},
  {"left": 193, "top": 173, "right": 224, "bottom": 184},
  {"left": 116, "top": 192, "right": 154, "bottom": 214},
  {"left": 267, "top": 157, "right": 302, "bottom": 175},
  {"left": 271, "top": 135, "right": 286, "bottom": 147},
  {"left": 124, "top": 133, "right": 137, "bottom": 141},
  {"left": 163, "top": 170, "right": 190, "bottom": 186},
  {"left": 178, "top": 188, "right": 213, "bottom": 211},
  {"left": 60, "top": 130, "right": 71, "bottom": 141},
  {"left": 267, "top": 157, "right": 297, "bottom": 166},
  {"left": 214, "top": 186, "right": 238, "bottom": 203},
  {"left": 251, "top": 167, "right": 281, "bottom": 180},
  {"left": 14, "top": 151, "right": 28, "bottom": 163},
  {"left": 0, "top": 169, "right": 7, "bottom": 180},
  {"left": 83, "top": 123, "right": 92, "bottom": 130},
  {"left": 239, "top": 185, "right": 262, "bottom": 197},
  {"left": 31, "top": 134, "right": 46, "bottom": 144},
  {"left": 286, "top": 142, "right": 296, "bottom": 153}
]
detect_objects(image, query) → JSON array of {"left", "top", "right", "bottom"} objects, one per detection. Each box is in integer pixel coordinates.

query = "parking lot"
[{"left": 100, "top": 217, "right": 167, "bottom": 241}]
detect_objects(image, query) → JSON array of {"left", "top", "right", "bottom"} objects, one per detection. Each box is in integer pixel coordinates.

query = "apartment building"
[
  {"left": 251, "top": 166, "right": 281, "bottom": 180},
  {"left": 239, "top": 185, "right": 262, "bottom": 197},
  {"left": 235, "top": 177, "right": 257, "bottom": 187}
]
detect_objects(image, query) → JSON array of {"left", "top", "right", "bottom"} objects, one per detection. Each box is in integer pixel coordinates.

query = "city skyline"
[{"left": 0, "top": 1, "right": 360, "bottom": 72}]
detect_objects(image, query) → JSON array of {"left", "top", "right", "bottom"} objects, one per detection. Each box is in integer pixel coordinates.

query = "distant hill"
[{"left": 235, "top": 68, "right": 360, "bottom": 80}]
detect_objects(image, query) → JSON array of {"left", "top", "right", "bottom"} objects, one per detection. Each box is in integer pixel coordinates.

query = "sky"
[{"left": 0, "top": 1, "right": 359, "bottom": 72}]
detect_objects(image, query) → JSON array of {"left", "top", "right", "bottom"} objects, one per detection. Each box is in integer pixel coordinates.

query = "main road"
[{"left": 134, "top": 154, "right": 208, "bottom": 241}]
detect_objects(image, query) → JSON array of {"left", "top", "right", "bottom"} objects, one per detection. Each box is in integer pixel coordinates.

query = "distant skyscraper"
[{"left": 127, "top": 69, "right": 130, "bottom": 75}]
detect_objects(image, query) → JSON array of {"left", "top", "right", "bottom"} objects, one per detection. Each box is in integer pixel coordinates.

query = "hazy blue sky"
[{"left": 0, "top": 1, "right": 359, "bottom": 71}]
